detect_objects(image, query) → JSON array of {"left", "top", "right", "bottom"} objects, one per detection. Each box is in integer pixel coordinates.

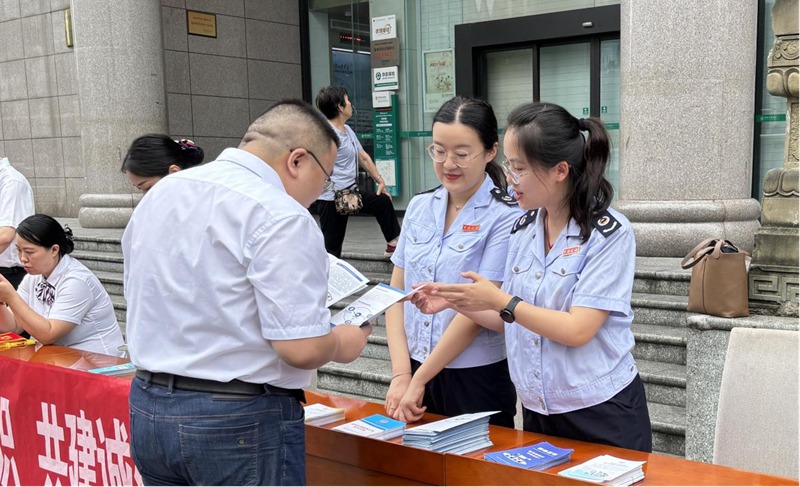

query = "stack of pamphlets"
[
  {"left": 484, "top": 441, "right": 574, "bottom": 470},
  {"left": 402, "top": 411, "right": 496, "bottom": 454},
  {"left": 303, "top": 403, "right": 346, "bottom": 426},
  {"left": 327, "top": 254, "right": 427, "bottom": 327},
  {"left": 558, "top": 454, "right": 646, "bottom": 486},
  {"left": 87, "top": 362, "right": 136, "bottom": 376},
  {"left": 332, "top": 414, "right": 406, "bottom": 440}
]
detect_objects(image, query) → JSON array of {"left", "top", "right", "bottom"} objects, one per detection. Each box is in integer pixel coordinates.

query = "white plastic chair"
[{"left": 713, "top": 327, "right": 799, "bottom": 479}]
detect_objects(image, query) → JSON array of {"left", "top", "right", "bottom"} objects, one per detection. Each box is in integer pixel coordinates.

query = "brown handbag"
[{"left": 680, "top": 239, "right": 750, "bottom": 318}]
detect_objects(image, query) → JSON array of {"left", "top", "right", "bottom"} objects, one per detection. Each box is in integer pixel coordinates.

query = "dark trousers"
[
  {"left": 523, "top": 374, "right": 653, "bottom": 452},
  {"left": 0, "top": 266, "right": 26, "bottom": 289},
  {"left": 411, "top": 358, "right": 517, "bottom": 428},
  {"left": 317, "top": 192, "right": 401, "bottom": 258}
]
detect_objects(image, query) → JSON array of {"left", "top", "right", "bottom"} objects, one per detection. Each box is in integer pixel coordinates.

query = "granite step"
[
  {"left": 71, "top": 249, "right": 124, "bottom": 273},
  {"left": 631, "top": 292, "right": 690, "bottom": 327},
  {"left": 92, "top": 269, "right": 125, "bottom": 297},
  {"left": 72, "top": 236, "right": 123, "bottom": 254},
  {"left": 636, "top": 358, "right": 687, "bottom": 408},
  {"left": 631, "top": 323, "right": 687, "bottom": 365}
]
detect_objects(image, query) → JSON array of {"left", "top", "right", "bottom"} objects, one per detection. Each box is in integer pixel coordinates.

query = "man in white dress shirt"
[
  {"left": 122, "top": 100, "right": 371, "bottom": 486},
  {"left": 0, "top": 153, "right": 35, "bottom": 289}
]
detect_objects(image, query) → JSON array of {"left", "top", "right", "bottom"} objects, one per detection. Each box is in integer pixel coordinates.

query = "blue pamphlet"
[{"left": 484, "top": 441, "right": 573, "bottom": 471}]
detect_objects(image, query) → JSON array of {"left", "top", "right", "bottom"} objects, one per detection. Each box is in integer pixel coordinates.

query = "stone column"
[
  {"left": 615, "top": 1, "right": 761, "bottom": 257},
  {"left": 71, "top": 0, "right": 167, "bottom": 227},
  {"left": 749, "top": 0, "right": 799, "bottom": 313}
]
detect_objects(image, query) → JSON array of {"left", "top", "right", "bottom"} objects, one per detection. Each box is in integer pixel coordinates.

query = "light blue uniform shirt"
[
  {"left": 503, "top": 208, "right": 638, "bottom": 414},
  {"left": 392, "top": 175, "right": 523, "bottom": 368}
]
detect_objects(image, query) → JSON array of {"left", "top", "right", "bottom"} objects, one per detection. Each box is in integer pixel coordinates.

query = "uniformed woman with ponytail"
[
  {"left": 413, "top": 101, "right": 652, "bottom": 452},
  {"left": 385, "top": 96, "right": 522, "bottom": 427}
]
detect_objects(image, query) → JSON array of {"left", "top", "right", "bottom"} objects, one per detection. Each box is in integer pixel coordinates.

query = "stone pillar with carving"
[{"left": 749, "top": 0, "right": 799, "bottom": 313}]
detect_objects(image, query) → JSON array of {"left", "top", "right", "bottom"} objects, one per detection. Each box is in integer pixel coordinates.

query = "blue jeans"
[{"left": 129, "top": 376, "right": 306, "bottom": 486}]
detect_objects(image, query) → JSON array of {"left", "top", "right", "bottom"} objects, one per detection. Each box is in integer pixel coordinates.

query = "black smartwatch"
[{"left": 499, "top": 296, "right": 523, "bottom": 323}]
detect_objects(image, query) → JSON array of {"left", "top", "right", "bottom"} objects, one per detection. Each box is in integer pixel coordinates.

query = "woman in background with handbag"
[{"left": 315, "top": 86, "right": 402, "bottom": 258}]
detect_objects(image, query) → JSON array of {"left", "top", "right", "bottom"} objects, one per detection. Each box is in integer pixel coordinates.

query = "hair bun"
[
  {"left": 63, "top": 224, "right": 74, "bottom": 242},
  {"left": 176, "top": 139, "right": 199, "bottom": 153}
]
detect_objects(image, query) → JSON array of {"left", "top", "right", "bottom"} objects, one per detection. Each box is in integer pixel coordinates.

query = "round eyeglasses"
[
  {"left": 500, "top": 160, "right": 532, "bottom": 185},
  {"left": 427, "top": 144, "right": 483, "bottom": 168}
]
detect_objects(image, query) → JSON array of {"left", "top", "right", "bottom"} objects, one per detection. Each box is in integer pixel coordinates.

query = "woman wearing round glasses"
[
  {"left": 411, "top": 102, "right": 652, "bottom": 452},
  {"left": 384, "top": 97, "right": 522, "bottom": 427}
]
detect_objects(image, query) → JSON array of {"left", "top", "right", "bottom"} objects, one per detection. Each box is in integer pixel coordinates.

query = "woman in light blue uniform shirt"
[
  {"left": 415, "top": 102, "right": 652, "bottom": 451},
  {"left": 384, "top": 97, "right": 522, "bottom": 427}
]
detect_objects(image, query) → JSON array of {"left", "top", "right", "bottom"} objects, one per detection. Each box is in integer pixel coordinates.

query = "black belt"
[
  {"left": 135, "top": 370, "right": 305, "bottom": 403},
  {"left": 0, "top": 267, "right": 24, "bottom": 274}
]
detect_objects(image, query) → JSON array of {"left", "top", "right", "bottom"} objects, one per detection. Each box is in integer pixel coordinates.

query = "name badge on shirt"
[
  {"left": 562, "top": 245, "right": 581, "bottom": 257},
  {"left": 462, "top": 224, "right": 480, "bottom": 232}
]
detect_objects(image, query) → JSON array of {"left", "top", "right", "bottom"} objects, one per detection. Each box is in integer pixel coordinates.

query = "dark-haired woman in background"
[
  {"left": 384, "top": 97, "right": 522, "bottom": 427},
  {"left": 413, "top": 102, "right": 652, "bottom": 451},
  {"left": 0, "top": 214, "right": 125, "bottom": 356},
  {"left": 121, "top": 134, "right": 204, "bottom": 194}
]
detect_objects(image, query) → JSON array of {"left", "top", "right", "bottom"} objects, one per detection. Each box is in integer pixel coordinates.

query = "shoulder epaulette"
[
  {"left": 416, "top": 184, "right": 442, "bottom": 196},
  {"left": 490, "top": 188, "right": 518, "bottom": 206},
  {"left": 511, "top": 209, "right": 538, "bottom": 234},
  {"left": 592, "top": 210, "right": 622, "bottom": 238}
]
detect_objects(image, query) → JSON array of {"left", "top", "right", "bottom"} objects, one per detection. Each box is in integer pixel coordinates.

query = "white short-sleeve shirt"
[
  {"left": 391, "top": 175, "right": 523, "bottom": 368},
  {"left": 122, "top": 148, "right": 332, "bottom": 389},
  {"left": 0, "top": 157, "right": 35, "bottom": 268},
  {"left": 18, "top": 254, "right": 125, "bottom": 356}
]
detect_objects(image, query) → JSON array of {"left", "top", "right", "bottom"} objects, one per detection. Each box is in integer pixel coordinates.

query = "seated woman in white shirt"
[{"left": 0, "top": 214, "right": 125, "bottom": 356}]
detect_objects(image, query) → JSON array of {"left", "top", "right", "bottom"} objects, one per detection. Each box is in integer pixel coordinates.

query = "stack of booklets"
[
  {"left": 332, "top": 414, "right": 406, "bottom": 440},
  {"left": 303, "top": 403, "right": 346, "bottom": 426},
  {"left": 558, "top": 454, "right": 646, "bottom": 486},
  {"left": 402, "top": 411, "right": 496, "bottom": 454},
  {"left": 484, "top": 441, "right": 574, "bottom": 470}
]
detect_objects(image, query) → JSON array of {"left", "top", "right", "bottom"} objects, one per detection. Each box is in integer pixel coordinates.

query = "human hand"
[
  {"left": 331, "top": 324, "right": 372, "bottom": 363},
  {"left": 407, "top": 283, "right": 452, "bottom": 314},
  {"left": 395, "top": 379, "right": 427, "bottom": 423},
  {"left": 0, "top": 275, "right": 15, "bottom": 303},
  {"left": 376, "top": 181, "right": 392, "bottom": 200},
  {"left": 384, "top": 372, "right": 411, "bottom": 417},
  {"left": 431, "top": 272, "right": 509, "bottom": 313}
]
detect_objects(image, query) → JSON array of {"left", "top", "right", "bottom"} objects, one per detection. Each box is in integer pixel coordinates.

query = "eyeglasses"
[
  {"left": 500, "top": 160, "right": 532, "bottom": 185},
  {"left": 296, "top": 148, "right": 334, "bottom": 193},
  {"left": 427, "top": 144, "right": 483, "bottom": 168}
]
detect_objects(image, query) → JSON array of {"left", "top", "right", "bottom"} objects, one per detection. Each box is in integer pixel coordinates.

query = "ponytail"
[
  {"left": 507, "top": 103, "right": 614, "bottom": 241},
  {"left": 485, "top": 161, "right": 507, "bottom": 191}
]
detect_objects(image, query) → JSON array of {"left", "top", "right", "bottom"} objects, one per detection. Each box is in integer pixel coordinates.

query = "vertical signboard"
[{"left": 373, "top": 93, "right": 400, "bottom": 197}]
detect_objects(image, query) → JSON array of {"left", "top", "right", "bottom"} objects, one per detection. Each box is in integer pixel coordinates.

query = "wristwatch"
[{"left": 499, "top": 296, "right": 523, "bottom": 323}]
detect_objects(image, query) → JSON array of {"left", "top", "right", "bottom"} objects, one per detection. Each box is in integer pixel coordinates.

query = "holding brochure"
[
  {"left": 327, "top": 254, "right": 425, "bottom": 327},
  {"left": 484, "top": 441, "right": 573, "bottom": 471}
]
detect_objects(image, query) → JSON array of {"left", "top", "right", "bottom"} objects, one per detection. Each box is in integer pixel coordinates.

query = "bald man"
[
  {"left": 0, "top": 152, "right": 34, "bottom": 289},
  {"left": 122, "top": 100, "right": 371, "bottom": 486}
]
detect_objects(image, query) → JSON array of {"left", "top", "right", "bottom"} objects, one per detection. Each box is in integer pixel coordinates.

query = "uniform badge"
[
  {"left": 592, "top": 210, "right": 622, "bottom": 237},
  {"left": 511, "top": 209, "right": 538, "bottom": 234},
  {"left": 562, "top": 245, "right": 581, "bottom": 257},
  {"left": 490, "top": 188, "right": 518, "bottom": 206},
  {"left": 462, "top": 224, "right": 480, "bottom": 232}
]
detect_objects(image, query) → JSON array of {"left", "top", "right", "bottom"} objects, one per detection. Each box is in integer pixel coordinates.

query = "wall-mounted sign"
[
  {"left": 372, "top": 92, "right": 392, "bottom": 108},
  {"left": 423, "top": 49, "right": 455, "bottom": 112},
  {"left": 187, "top": 10, "right": 216, "bottom": 38},
  {"left": 373, "top": 66, "right": 399, "bottom": 92},
  {"left": 371, "top": 38, "right": 399, "bottom": 68},
  {"left": 371, "top": 14, "right": 396, "bottom": 41},
  {"left": 373, "top": 94, "right": 400, "bottom": 196}
]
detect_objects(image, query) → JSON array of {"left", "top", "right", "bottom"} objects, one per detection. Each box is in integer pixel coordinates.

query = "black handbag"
[{"left": 334, "top": 185, "right": 363, "bottom": 215}]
